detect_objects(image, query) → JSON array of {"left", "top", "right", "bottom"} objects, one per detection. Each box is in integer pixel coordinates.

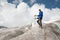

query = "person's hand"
[
  {"left": 34, "top": 15, "right": 38, "bottom": 19},
  {"left": 34, "top": 15, "right": 37, "bottom": 16}
]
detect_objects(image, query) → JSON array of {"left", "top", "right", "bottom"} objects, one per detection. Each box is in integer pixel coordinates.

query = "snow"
[{"left": 0, "top": 20, "right": 60, "bottom": 40}]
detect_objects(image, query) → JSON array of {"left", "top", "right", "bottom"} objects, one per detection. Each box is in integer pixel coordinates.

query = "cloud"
[
  {"left": 0, "top": 0, "right": 60, "bottom": 27},
  {"left": 30, "top": 0, "right": 36, "bottom": 4},
  {"left": 30, "top": 4, "right": 60, "bottom": 22},
  {"left": 12, "top": 0, "right": 23, "bottom": 5},
  {"left": 0, "top": 1, "right": 31, "bottom": 27},
  {"left": 55, "top": 0, "right": 58, "bottom": 2}
]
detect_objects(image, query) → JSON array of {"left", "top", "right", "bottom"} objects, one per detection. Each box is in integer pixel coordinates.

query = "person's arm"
[
  {"left": 34, "top": 15, "right": 38, "bottom": 19},
  {"left": 34, "top": 15, "right": 38, "bottom": 18}
]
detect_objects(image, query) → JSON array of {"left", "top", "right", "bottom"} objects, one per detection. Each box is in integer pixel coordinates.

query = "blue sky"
[{"left": 7, "top": 0, "right": 60, "bottom": 9}]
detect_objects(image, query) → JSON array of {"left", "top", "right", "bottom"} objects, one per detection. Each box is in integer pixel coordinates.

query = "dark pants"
[{"left": 37, "top": 18, "right": 42, "bottom": 28}]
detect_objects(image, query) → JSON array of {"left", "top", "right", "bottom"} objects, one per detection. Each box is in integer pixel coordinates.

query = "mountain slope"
[{"left": 0, "top": 20, "right": 60, "bottom": 40}]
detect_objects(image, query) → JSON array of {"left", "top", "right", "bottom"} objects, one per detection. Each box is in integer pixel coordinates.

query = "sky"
[
  {"left": 7, "top": 0, "right": 60, "bottom": 9},
  {"left": 0, "top": 0, "right": 60, "bottom": 27}
]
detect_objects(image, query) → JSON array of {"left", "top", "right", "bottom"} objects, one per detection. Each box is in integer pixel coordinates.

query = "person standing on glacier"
[{"left": 35, "top": 9, "right": 43, "bottom": 28}]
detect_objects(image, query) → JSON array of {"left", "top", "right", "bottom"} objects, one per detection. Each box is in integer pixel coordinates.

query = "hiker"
[{"left": 37, "top": 9, "right": 43, "bottom": 28}]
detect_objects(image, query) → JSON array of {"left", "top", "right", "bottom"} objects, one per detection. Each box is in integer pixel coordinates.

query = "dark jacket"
[{"left": 38, "top": 11, "right": 43, "bottom": 19}]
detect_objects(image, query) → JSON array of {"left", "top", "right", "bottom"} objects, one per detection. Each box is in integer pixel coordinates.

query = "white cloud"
[
  {"left": 55, "top": 0, "right": 58, "bottom": 2},
  {"left": 30, "top": 0, "right": 36, "bottom": 5},
  {"left": 30, "top": 0, "right": 36, "bottom": 3},
  {"left": 12, "top": 0, "right": 23, "bottom": 5},
  {"left": 0, "top": 1, "right": 31, "bottom": 27},
  {"left": 30, "top": 4, "right": 60, "bottom": 22},
  {"left": 0, "top": 0, "right": 60, "bottom": 27}
]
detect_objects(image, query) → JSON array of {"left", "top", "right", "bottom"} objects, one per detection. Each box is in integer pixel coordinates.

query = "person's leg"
[
  {"left": 37, "top": 19, "right": 40, "bottom": 25},
  {"left": 37, "top": 19, "right": 42, "bottom": 28},
  {"left": 40, "top": 19, "right": 42, "bottom": 28}
]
